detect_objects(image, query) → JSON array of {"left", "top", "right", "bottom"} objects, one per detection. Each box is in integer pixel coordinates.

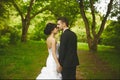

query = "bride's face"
[{"left": 52, "top": 27, "right": 59, "bottom": 34}]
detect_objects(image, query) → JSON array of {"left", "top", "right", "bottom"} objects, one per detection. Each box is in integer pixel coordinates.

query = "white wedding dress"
[{"left": 36, "top": 43, "right": 62, "bottom": 79}]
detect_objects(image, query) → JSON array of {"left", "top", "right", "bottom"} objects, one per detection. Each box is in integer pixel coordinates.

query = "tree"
[
  {"left": 48, "top": 0, "right": 80, "bottom": 27},
  {"left": 0, "top": 1, "right": 7, "bottom": 18},
  {"left": 101, "top": 16, "right": 120, "bottom": 49},
  {"left": 2, "top": 0, "right": 80, "bottom": 42},
  {"left": 101, "top": 0, "right": 120, "bottom": 49},
  {"left": 9, "top": 0, "right": 49, "bottom": 42},
  {"left": 110, "top": 0, "right": 120, "bottom": 19},
  {"left": 77, "top": 0, "right": 114, "bottom": 52}
]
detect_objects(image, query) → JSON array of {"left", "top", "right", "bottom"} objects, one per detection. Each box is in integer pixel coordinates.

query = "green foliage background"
[{"left": 0, "top": 0, "right": 119, "bottom": 49}]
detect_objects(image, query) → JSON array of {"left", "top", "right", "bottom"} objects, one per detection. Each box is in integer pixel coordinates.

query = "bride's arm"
[{"left": 51, "top": 38, "right": 61, "bottom": 68}]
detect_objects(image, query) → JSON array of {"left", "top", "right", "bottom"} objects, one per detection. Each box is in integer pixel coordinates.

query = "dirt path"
[{"left": 76, "top": 50, "right": 120, "bottom": 79}]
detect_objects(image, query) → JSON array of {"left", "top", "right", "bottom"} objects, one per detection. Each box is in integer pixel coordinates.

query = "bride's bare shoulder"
[{"left": 46, "top": 37, "right": 56, "bottom": 44}]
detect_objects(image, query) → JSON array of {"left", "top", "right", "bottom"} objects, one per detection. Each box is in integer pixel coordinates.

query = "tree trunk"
[
  {"left": 88, "top": 37, "right": 98, "bottom": 52},
  {"left": 21, "top": 19, "right": 30, "bottom": 42},
  {"left": 12, "top": 0, "right": 49, "bottom": 42},
  {"left": 78, "top": 0, "right": 113, "bottom": 52}
]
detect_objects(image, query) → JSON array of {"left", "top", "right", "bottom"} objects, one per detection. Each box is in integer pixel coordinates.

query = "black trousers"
[{"left": 61, "top": 66, "right": 76, "bottom": 80}]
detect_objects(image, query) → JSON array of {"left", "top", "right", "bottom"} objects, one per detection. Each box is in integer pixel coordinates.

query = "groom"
[{"left": 57, "top": 17, "right": 79, "bottom": 79}]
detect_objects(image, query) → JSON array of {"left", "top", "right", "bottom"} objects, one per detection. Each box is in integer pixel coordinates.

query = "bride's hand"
[{"left": 57, "top": 65, "right": 62, "bottom": 73}]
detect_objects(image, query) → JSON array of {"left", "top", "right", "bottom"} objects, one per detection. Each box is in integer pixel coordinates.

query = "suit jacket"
[{"left": 59, "top": 29, "right": 79, "bottom": 67}]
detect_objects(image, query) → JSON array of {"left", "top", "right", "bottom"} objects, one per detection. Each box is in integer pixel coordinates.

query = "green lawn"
[
  {"left": 78, "top": 42, "right": 120, "bottom": 79},
  {"left": 0, "top": 41, "right": 47, "bottom": 79},
  {"left": 0, "top": 41, "right": 120, "bottom": 79},
  {"left": 78, "top": 43, "right": 120, "bottom": 72}
]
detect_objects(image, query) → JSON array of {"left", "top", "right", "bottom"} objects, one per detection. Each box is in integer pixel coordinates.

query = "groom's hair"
[{"left": 57, "top": 17, "right": 69, "bottom": 27}]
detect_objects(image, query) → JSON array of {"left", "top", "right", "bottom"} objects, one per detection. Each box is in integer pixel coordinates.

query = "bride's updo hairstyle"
[{"left": 44, "top": 23, "right": 57, "bottom": 35}]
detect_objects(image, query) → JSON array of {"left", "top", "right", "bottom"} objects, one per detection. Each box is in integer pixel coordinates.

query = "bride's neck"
[{"left": 49, "top": 33, "right": 55, "bottom": 38}]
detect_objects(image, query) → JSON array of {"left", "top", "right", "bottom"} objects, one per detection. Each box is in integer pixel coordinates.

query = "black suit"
[{"left": 59, "top": 29, "right": 79, "bottom": 79}]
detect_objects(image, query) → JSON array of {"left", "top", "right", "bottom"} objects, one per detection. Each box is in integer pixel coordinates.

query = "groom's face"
[{"left": 57, "top": 20, "right": 64, "bottom": 30}]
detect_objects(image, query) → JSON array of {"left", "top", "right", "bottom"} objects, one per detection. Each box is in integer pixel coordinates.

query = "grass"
[
  {"left": 77, "top": 42, "right": 89, "bottom": 51},
  {"left": 98, "top": 47, "right": 120, "bottom": 72},
  {"left": 78, "top": 43, "right": 120, "bottom": 71},
  {"left": 77, "top": 42, "right": 120, "bottom": 79},
  {"left": 0, "top": 40, "right": 48, "bottom": 79},
  {"left": 0, "top": 41, "right": 120, "bottom": 79}
]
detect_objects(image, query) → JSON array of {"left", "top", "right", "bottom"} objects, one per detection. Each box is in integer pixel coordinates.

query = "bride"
[{"left": 36, "top": 23, "right": 62, "bottom": 79}]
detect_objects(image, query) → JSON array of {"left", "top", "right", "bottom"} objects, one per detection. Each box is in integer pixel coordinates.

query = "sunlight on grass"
[{"left": 77, "top": 42, "right": 89, "bottom": 50}]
